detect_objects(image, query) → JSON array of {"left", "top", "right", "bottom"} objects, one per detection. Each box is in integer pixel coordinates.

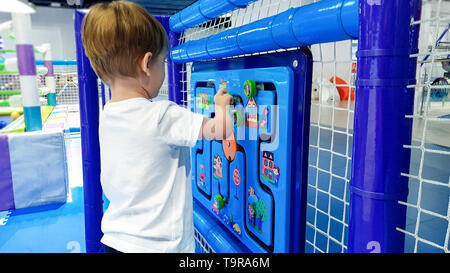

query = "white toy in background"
[
  {"left": 3, "top": 57, "right": 49, "bottom": 75},
  {"left": 7, "top": 86, "right": 50, "bottom": 108},
  {"left": 311, "top": 81, "right": 320, "bottom": 100},
  {"left": 312, "top": 78, "right": 341, "bottom": 103},
  {"left": 8, "top": 94, "right": 22, "bottom": 107}
]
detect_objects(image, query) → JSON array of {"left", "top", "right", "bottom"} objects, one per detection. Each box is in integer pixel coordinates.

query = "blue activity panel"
[{"left": 191, "top": 50, "right": 312, "bottom": 253}]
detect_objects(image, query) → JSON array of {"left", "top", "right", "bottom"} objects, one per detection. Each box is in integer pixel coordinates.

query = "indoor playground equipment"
[
  {"left": 0, "top": 40, "right": 57, "bottom": 108},
  {"left": 169, "top": 0, "right": 257, "bottom": 33},
  {"left": 0, "top": 2, "right": 58, "bottom": 131},
  {"left": 0, "top": 1, "right": 58, "bottom": 132},
  {"left": 8, "top": 12, "right": 41, "bottom": 131},
  {"left": 0, "top": 2, "right": 69, "bottom": 215},
  {"left": 190, "top": 51, "right": 311, "bottom": 252},
  {"left": 75, "top": 0, "right": 450, "bottom": 253}
]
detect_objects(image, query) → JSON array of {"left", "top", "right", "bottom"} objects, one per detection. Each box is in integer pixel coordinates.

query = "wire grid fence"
[
  {"left": 54, "top": 65, "right": 80, "bottom": 107},
  {"left": 194, "top": 228, "right": 216, "bottom": 253},
  {"left": 0, "top": 64, "right": 79, "bottom": 128},
  {"left": 0, "top": 66, "right": 81, "bottom": 105},
  {"left": 177, "top": 0, "right": 449, "bottom": 253},
  {"left": 305, "top": 39, "right": 356, "bottom": 253},
  {"left": 0, "top": 64, "right": 83, "bottom": 128},
  {"left": 0, "top": 73, "right": 21, "bottom": 101},
  {"left": 397, "top": 0, "right": 450, "bottom": 253}
]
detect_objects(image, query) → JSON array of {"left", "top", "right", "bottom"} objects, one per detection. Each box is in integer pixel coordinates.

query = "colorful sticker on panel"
[
  {"left": 198, "top": 164, "right": 206, "bottom": 187},
  {"left": 212, "top": 194, "right": 240, "bottom": 235},
  {"left": 233, "top": 223, "right": 242, "bottom": 236},
  {"left": 212, "top": 194, "right": 224, "bottom": 214},
  {"left": 197, "top": 92, "right": 212, "bottom": 109},
  {"left": 247, "top": 187, "right": 268, "bottom": 233},
  {"left": 232, "top": 168, "right": 240, "bottom": 200},
  {"left": 259, "top": 107, "right": 269, "bottom": 129},
  {"left": 246, "top": 97, "right": 258, "bottom": 128},
  {"left": 261, "top": 151, "right": 279, "bottom": 184},
  {"left": 213, "top": 155, "right": 223, "bottom": 179}
]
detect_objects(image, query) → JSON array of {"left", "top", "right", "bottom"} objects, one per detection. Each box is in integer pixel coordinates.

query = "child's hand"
[
  {"left": 200, "top": 88, "right": 234, "bottom": 141},
  {"left": 214, "top": 88, "right": 233, "bottom": 108}
]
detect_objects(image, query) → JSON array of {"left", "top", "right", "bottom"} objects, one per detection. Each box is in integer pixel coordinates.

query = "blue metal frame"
[
  {"left": 348, "top": 0, "right": 421, "bottom": 253},
  {"left": 190, "top": 49, "right": 312, "bottom": 252},
  {"left": 74, "top": 10, "right": 103, "bottom": 253},
  {"left": 170, "top": 0, "right": 358, "bottom": 63},
  {"left": 169, "top": 0, "right": 255, "bottom": 33}
]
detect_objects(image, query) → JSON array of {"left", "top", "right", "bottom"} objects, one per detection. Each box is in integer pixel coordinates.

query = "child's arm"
[{"left": 199, "top": 88, "right": 234, "bottom": 141}]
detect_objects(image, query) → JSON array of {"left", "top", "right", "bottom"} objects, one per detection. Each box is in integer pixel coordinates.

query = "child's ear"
[{"left": 140, "top": 52, "right": 153, "bottom": 76}]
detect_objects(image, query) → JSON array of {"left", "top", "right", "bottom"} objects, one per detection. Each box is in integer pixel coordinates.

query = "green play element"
[
  {"left": 0, "top": 71, "right": 19, "bottom": 75},
  {"left": 0, "top": 90, "right": 46, "bottom": 96},
  {"left": 0, "top": 48, "right": 39, "bottom": 53},
  {"left": 214, "top": 195, "right": 225, "bottom": 210},
  {"left": 0, "top": 107, "right": 23, "bottom": 116},
  {"left": 0, "top": 100, "right": 10, "bottom": 106},
  {"left": 0, "top": 105, "right": 53, "bottom": 133},
  {"left": 243, "top": 79, "right": 257, "bottom": 98},
  {"left": 0, "top": 90, "right": 22, "bottom": 95},
  {"left": 232, "top": 110, "right": 244, "bottom": 127},
  {"left": 0, "top": 49, "right": 17, "bottom": 53}
]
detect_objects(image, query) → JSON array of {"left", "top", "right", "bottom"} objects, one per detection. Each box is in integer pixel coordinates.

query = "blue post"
[
  {"left": 74, "top": 10, "right": 103, "bottom": 253},
  {"left": 348, "top": 0, "right": 421, "bottom": 253}
]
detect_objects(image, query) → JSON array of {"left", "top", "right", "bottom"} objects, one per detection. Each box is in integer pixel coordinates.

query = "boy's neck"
[{"left": 109, "top": 76, "right": 152, "bottom": 102}]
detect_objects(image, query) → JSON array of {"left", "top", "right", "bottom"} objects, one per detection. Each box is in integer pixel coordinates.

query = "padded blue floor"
[
  {"left": 0, "top": 132, "right": 86, "bottom": 253},
  {"left": 0, "top": 187, "right": 86, "bottom": 253}
]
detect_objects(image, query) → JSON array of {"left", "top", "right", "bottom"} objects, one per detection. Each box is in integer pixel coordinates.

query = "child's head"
[{"left": 82, "top": 1, "right": 168, "bottom": 98}]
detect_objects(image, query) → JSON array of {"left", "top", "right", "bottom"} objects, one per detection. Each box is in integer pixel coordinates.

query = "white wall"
[{"left": 0, "top": 6, "right": 76, "bottom": 60}]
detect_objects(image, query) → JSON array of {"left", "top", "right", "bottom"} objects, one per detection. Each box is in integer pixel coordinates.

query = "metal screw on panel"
[{"left": 292, "top": 60, "right": 298, "bottom": 68}]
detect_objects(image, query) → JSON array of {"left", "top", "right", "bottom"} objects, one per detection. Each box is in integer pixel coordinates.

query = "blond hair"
[{"left": 81, "top": 1, "right": 168, "bottom": 83}]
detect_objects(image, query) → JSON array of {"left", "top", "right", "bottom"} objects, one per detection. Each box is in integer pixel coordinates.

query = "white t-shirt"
[{"left": 98, "top": 98, "right": 204, "bottom": 253}]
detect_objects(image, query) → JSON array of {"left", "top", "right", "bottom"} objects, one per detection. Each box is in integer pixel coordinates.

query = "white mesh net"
[
  {"left": 397, "top": 0, "right": 450, "bottom": 253},
  {"left": 0, "top": 64, "right": 82, "bottom": 128}
]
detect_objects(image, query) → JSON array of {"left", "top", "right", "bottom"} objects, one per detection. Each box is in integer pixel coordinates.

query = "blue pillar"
[
  {"left": 74, "top": 10, "right": 103, "bottom": 253},
  {"left": 348, "top": 0, "right": 421, "bottom": 253}
]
